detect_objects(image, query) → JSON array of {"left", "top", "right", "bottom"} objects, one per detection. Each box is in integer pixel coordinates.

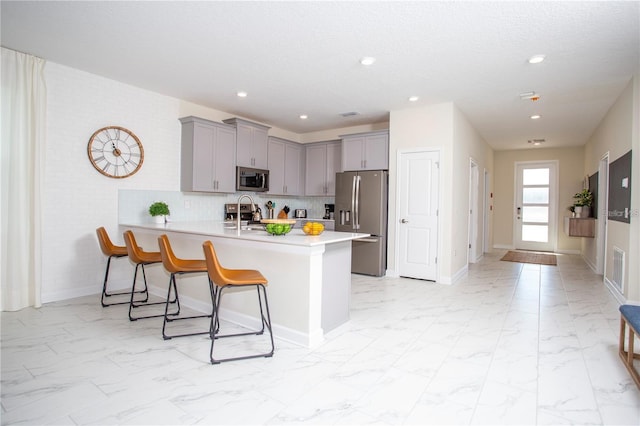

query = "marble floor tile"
[{"left": 2, "top": 251, "right": 640, "bottom": 425}]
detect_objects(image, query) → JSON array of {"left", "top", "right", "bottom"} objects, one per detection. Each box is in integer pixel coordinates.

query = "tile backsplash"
[{"left": 119, "top": 189, "right": 334, "bottom": 224}]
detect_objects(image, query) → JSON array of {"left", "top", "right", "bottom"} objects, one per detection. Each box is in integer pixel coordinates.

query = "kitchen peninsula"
[{"left": 119, "top": 221, "right": 369, "bottom": 347}]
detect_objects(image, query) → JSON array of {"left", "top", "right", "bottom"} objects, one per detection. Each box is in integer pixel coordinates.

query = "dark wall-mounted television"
[
  {"left": 589, "top": 172, "right": 598, "bottom": 219},
  {"left": 608, "top": 150, "right": 632, "bottom": 224}
]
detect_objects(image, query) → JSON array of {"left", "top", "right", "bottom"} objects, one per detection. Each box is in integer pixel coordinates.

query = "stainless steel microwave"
[{"left": 236, "top": 166, "right": 269, "bottom": 192}]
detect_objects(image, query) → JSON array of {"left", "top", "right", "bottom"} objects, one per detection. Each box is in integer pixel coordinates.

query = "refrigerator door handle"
[
  {"left": 356, "top": 237, "right": 378, "bottom": 243},
  {"left": 354, "top": 175, "right": 361, "bottom": 230},
  {"left": 351, "top": 175, "right": 357, "bottom": 230}
]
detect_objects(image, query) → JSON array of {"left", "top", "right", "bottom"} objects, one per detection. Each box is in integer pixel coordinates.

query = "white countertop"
[{"left": 121, "top": 220, "right": 368, "bottom": 247}]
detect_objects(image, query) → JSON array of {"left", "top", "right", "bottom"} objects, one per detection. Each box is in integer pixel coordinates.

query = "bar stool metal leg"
[
  {"left": 128, "top": 262, "right": 179, "bottom": 321},
  {"left": 209, "top": 282, "right": 274, "bottom": 364},
  {"left": 203, "top": 240, "right": 274, "bottom": 364},
  {"left": 123, "top": 230, "right": 178, "bottom": 321},
  {"left": 97, "top": 227, "right": 148, "bottom": 307},
  {"left": 158, "top": 234, "right": 212, "bottom": 340}
]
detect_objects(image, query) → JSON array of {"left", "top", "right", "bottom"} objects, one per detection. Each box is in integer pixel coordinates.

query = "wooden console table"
[{"left": 563, "top": 217, "right": 595, "bottom": 238}]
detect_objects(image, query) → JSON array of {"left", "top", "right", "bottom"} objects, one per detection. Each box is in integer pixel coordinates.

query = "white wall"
[
  {"left": 43, "top": 62, "right": 182, "bottom": 302},
  {"left": 492, "top": 147, "right": 585, "bottom": 254},
  {"left": 388, "top": 103, "right": 493, "bottom": 283},
  {"left": 452, "top": 105, "right": 493, "bottom": 274},
  {"left": 583, "top": 75, "right": 639, "bottom": 302},
  {"left": 388, "top": 103, "right": 453, "bottom": 280}
]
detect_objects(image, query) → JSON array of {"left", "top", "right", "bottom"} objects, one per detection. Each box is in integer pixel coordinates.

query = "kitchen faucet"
[{"left": 236, "top": 194, "right": 255, "bottom": 232}]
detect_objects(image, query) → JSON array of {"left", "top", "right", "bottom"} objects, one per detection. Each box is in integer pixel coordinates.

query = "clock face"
[{"left": 87, "top": 126, "right": 144, "bottom": 178}]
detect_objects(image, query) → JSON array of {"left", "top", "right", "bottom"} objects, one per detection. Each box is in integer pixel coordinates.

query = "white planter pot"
[
  {"left": 153, "top": 215, "right": 165, "bottom": 224},
  {"left": 580, "top": 207, "right": 591, "bottom": 218},
  {"left": 574, "top": 206, "right": 583, "bottom": 217}
]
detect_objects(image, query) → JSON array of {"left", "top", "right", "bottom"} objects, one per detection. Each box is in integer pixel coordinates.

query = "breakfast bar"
[{"left": 119, "top": 221, "right": 369, "bottom": 347}]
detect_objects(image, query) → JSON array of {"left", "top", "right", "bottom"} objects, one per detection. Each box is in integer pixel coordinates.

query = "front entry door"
[
  {"left": 515, "top": 161, "right": 558, "bottom": 252},
  {"left": 397, "top": 150, "right": 439, "bottom": 280}
]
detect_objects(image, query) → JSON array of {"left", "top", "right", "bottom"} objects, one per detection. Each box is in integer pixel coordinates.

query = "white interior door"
[
  {"left": 397, "top": 150, "right": 439, "bottom": 280},
  {"left": 515, "top": 161, "right": 558, "bottom": 252},
  {"left": 468, "top": 159, "right": 479, "bottom": 263},
  {"left": 596, "top": 153, "right": 609, "bottom": 274}
]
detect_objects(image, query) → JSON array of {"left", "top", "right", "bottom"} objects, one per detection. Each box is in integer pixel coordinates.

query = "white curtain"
[{"left": 1, "top": 48, "right": 46, "bottom": 311}]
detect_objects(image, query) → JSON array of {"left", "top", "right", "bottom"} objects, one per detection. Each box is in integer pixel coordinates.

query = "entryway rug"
[{"left": 500, "top": 250, "right": 557, "bottom": 266}]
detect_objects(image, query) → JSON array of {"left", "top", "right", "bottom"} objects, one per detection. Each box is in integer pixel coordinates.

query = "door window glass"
[
  {"left": 523, "top": 188, "right": 549, "bottom": 204},
  {"left": 522, "top": 224, "right": 548, "bottom": 242},
  {"left": 523, "top": 168, "right": 549, "bottom": 185},
  {"left": 522, "top": 206, "right": 548, "bottom": 223}
]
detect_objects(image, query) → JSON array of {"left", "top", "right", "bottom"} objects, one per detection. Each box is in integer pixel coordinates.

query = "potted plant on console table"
[
  {"left": 149, "top": 201, "right": 170, "bottom": 224},
  {"left": 572, "top": 189, "right": 593, "bottom": 218}
]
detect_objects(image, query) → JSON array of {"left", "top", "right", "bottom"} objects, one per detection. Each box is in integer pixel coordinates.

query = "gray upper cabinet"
[
  {"left": 180, "top": 116, "right": 237, "bottom": 193},
  {"left": 305, "top": 140, "right": 341, "bottom": 196},
  {"left": 223, "top": 118, "right": 270, "bottom": 169},
  {"left": 341, "top": 130, "right": 389, "bottom": 171},
  {"left": 268, "top": 136, "right": 304, "bottom": 196}
]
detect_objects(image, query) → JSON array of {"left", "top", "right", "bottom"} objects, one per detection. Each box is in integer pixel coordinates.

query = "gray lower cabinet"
[
  {"left": 180, "top": 116, "right": 237, "bottom": 193},
  {"left": 268, "top": 136, "right": 304, "bottom": 196},
  {"left": 341, "top": 130, "right": 389, "bottom": 171},
  {"left": 305, "top": 140, "right": 341, "bottom": 196}
]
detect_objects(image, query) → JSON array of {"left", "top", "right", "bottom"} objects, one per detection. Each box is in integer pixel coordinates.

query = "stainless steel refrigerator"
[{"left": 335, "top": 170, "right": 388, "bottom": 276}]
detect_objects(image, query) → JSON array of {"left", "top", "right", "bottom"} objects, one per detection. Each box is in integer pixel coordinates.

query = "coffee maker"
[{"left": 324, "top": 203, "right": 335, "bottom": 220}]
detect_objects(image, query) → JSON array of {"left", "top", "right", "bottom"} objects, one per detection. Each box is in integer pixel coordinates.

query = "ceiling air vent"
[
  {"left": 528, "top": 139, "right": 546, "bottom": 146},
  {"left": 340, "top": 111, "right": 359, "bottom": 117},
  {"left": 520, "top": 91, "right": 541, "bottom": 101}
]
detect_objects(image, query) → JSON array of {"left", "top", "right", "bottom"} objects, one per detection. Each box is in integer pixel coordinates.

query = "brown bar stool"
[
  {"left": 123, "top": 230, "right": 178, "bottom": 321},
  {"left": 202, "top": 240, "right": 274, "bottom": 364},
  {"left": 157, "top": 234, "right": 212, "bottom": 340},
  {"left": 96, "top": 227, "right": 147, "bottom": 307}
]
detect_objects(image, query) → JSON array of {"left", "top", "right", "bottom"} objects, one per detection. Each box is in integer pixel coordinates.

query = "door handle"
[
  {"left": 357, "top": 237, "right": 379, "bottom": 243},
  {"left": 517, "top": 206, "right": 521, "bottom": 220},
  {"left": 401, "top": 218, "right": 409, "bottom": 223}
]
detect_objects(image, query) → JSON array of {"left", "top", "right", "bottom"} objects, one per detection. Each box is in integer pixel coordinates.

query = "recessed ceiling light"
[
  {"left": 299, "top": 115, "right": 308, "bottom": 120},
  {"left": 528, "top": 54, "right": 546, "bottom": 64},
  {"left": 236, "top": 91, "right": 248, "bottom": 98},
  {"left": 360, "top": 57, "right": 376, "bottom": 66},
  {"left": 530, "top": 114, "right": 541, "bottom": 120},
  {"left": 408, "top": 96, "right": 419, "bottom": 102}
]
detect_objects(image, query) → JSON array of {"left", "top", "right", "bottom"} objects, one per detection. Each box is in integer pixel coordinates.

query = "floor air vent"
[{"left": 612, "top": 246, "right": 625, "bottom": 293}]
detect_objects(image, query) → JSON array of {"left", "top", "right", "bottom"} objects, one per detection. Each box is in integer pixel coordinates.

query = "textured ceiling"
[{"left": 2, "top": 1, "right": 639, "bottom": 150}]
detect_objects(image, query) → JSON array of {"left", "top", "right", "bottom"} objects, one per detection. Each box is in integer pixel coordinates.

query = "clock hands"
[{"left": 111, "top": 140, "right": 122, "bottom": 157}]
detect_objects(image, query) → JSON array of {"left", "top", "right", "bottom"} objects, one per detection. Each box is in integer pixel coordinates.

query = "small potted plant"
[
  {"left": 149, "top": 201, "right": 170, "bottom": 224},
  {"left": 572, "top": 189, "right": 593, "bottom": 218}
]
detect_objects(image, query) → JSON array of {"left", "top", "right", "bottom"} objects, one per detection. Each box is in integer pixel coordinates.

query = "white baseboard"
[
  {"left": 554, "top": 249, "right": 581, "bottom": 255},
  {"left": 217, "top": 306, "right": 322, "bottom": 348},
  {"left": 439, "top": 264, "right": 468, "bottom": 285},
  {"left": 385, "top": 268, "right": 398, "bottom": 277},
  {"left": 493, "top": 244, "right": 514, "bottom": 250},
  {"left": 582, "top": 255, "right": 598, "bottom": 272},
  {"left": 604, "top": 277, "right": 627, "bottom": 305}
]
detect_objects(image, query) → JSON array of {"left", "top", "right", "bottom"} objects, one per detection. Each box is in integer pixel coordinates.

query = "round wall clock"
[{"left": 87, "top": 126, "right": 144, "bottom": 178}]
